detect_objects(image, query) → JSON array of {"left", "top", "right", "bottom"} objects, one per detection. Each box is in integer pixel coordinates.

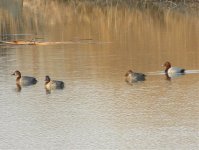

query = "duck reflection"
[
  {"left": 165, "top": 73, "right": 185, "bottom": 80},
  {"left": 45, "top": 88, "right": 51, "bottom": 94},
  {"left": 15, "top": 83, "right": 22, "bottom": 92}
]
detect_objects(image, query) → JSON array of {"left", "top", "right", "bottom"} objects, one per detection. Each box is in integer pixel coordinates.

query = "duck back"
[
  {"left": 133, "top": 73, "right": 146, "bottom": 81},
  {"left": 54, "top": 80, "right": 64, "bottom": 89},
  {"left": 168, "top": 67, "right": 185, "bottom": 74},
  {"left": 45, "top": 80, "right": 64, "bottom": 90},
  {"left": 126, "top": 72, "right": 146, "bottom": 83},
  {"left": 20, "top": 76, "right": 37, "bottom": 85}
]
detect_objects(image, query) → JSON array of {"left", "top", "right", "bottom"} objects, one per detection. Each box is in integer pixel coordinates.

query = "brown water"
[{"left": 0, "top": 2, "right": 199, "bottom": 150}]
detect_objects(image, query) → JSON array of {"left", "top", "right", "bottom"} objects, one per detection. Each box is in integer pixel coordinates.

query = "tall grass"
[
  {"left": 60, "top": 0, "right": 199, "bottom": 10},
  {"left": 0, "top": 0, "right": 198, "bottom": 39}
]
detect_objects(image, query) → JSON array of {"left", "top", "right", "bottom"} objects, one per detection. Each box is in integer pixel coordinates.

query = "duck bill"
[{"left": 11, "top": 73, "right": 15, "bottom": 75}]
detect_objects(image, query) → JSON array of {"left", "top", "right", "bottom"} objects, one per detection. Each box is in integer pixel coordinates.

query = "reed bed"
[
  {"left": 0, "top": 0, "right": 198, "bottom": 39},
  {"left": 61, "top": 0, "right": 199, "bottom": 11}
]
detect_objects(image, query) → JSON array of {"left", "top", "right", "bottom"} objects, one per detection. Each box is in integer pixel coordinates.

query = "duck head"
[
  {"left": 45, "top": 75, "right": 51, "bottom": 84},
  {"left": 125, "top": 70, "right": 133, "bottom": 77},
  {"left": 163, "top": 61, "right": 171, "bottom": 73},
  {"left": 12, "top": 70, "right": 21, "bottom": 78}
]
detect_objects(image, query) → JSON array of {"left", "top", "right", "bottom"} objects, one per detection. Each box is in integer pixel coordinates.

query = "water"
[{"left": 0, "top": 2, "right": 199, "bottom": 150}]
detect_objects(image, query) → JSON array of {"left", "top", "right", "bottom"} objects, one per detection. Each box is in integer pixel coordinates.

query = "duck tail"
[
  {"left": 181, "top": 69, "right": 185, "bottom": 73},
  {"left": 61, "top": 82, "right": 64, "bottom": 88},
  {"left": 33, "top": 78, "right": 37, "bottom": 84}
]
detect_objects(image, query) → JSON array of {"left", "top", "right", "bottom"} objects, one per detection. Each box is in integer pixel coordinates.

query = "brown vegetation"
[
  {"left": 0, "top": 0, "right": 198, "bottom": 39},
  {"left": 59, "top": 0, "right": 199, "bottom": 11}
]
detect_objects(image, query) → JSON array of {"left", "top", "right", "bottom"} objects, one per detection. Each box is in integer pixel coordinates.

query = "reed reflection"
[{"left": 165, "top": 73, "right": 185, "bottom": 81}]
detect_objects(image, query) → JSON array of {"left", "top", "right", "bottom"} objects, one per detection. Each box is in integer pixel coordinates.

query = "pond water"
[{"left": 0, "top": 3, "right": 199, "bottom": 150}]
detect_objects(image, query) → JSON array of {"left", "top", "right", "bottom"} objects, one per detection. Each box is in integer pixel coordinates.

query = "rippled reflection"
[{"left": 15, "top": 83, "right": 22, "bottom": 92}]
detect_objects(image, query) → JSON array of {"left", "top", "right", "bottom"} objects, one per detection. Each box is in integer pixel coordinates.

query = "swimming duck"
[
  {"left": 45, "top": 75, "right": 64, "bottom": 90},
  {"left": 163, "top": 61, "right": 185, "bottom": 74},
  {"left": 125, "top": 70, "right": 146, "bottom": 83},
  {"left": 12, "top": 70, "right": 37, "bottom": 86}
]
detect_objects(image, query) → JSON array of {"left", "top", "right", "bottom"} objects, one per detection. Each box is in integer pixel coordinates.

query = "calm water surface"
[{"left": 0, "top": 5, "right": 199, "bottom": 150}]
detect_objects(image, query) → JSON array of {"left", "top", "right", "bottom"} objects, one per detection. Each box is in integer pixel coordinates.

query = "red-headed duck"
[
  {"left": 125, "top": 70, "right": 146, "bottom": 83},
  {"left": 12, "top": 70, "right": 37, "bottom": 86},
  {"left": 163, "top": 61, "right": 185, "bottom": 74},
  {"left": 45, "top": 75, "right": 64, "bottom": 90}
]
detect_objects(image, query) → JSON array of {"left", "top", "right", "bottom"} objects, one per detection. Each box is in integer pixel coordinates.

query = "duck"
[
  {"left": 125, "top": 70, "right": 146, "bottom": 83},
  {"left": 163, "top": 61, "right": 185, "bottom": 74},
  {"left": 45, "top": 75, "right": 64, "bottom": 90},
  {"left": 12, "top": 70, "right": 37, "bottom": 86}
]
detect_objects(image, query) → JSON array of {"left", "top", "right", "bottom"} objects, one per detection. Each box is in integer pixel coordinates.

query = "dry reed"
[{"left": 0, "top": 0, "right": 198, "bottom": 38}]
